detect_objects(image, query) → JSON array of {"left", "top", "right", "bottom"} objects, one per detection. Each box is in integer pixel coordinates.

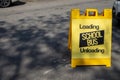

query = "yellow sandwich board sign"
[{"left": 68, "top": 9, "right": 112, "bottom": 68}]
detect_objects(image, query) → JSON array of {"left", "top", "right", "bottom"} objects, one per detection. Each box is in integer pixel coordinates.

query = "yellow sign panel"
[{"left": 68, "top": 9, "right": 112, "bottom": 68}]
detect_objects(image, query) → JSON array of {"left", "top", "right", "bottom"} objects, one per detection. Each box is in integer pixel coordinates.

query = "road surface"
[{"left": 0, "top": 0, "right": 120, "bottom": 80}]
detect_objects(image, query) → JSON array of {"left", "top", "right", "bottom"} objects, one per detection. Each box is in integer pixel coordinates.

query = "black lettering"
[
  {"left": 79, "top": 24, "right": 99, "bottom": 30},
  {"left": 80, "top": 48, "right": 104, "bottom": 54}
]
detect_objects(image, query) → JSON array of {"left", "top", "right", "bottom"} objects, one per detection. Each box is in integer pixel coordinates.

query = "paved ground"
[{"left": 0, "top": 0, "right": 120, "bottom": 80}]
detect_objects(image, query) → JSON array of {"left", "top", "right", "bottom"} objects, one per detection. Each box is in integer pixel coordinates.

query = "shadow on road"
[
  {"left": 0, "top": 12, "right": 70, "bottom": 80},
  {"left": 0, "top": 12, "right": 120, "bottom": 80}
]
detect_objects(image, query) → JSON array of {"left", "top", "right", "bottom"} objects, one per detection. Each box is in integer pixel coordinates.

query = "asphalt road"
[{"left": 0, "top": 0, "right": 120, "bottom": 80}]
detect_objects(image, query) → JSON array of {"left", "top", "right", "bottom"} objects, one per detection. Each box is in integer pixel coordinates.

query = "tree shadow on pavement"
[
  {"left": 0, "top": 12, "right": 71, "bottom": 80},
  {"left": 0, "top": 12, "right": 120, "bottom": 80}
]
